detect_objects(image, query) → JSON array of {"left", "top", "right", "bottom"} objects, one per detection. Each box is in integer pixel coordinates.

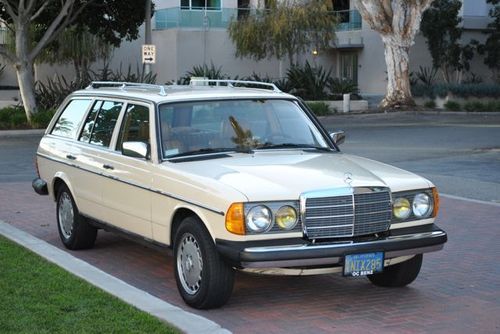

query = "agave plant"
[
  {"left": 35, "top": 62, "right": 157, "bottom": 110},
  {"left": 327, "top": 77, "right": 358, "bottom": 97},
  {"left": 178, "top": 63, "right": 228, "bottom": 85},
  {"left": 416, "top": 66, "right": 438, "bottom": 86},
  {"left": 286, "top": 61, "right": 332, "bottom": 100}
]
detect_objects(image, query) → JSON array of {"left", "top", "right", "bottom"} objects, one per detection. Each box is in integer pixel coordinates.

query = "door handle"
[
  {"left": 66, "top": 154, "right": 76, "bottom": 160},
  {"left": 103, "top": 164, "right": 114, "bottom": 170}
]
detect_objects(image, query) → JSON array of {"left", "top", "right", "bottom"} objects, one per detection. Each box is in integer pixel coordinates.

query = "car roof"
[{"left": 71, "top": 81, "right": 297, "bottom": 104}]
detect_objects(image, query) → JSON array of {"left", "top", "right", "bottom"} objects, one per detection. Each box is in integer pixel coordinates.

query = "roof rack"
[
  {"left": 189, "top": 79, "right": 282, "bottom": 93},
  {"left": 86, "top": 81, "right": 167, "bottom": 96}
]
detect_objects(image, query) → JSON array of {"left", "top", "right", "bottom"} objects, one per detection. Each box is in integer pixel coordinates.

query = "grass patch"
[{"left": 0, "top": 236, "right": 179, "bottom": 334}]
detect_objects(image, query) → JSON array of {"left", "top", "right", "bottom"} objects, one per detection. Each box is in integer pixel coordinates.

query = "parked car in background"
[{"left": 33, "top": 80, "right": 447, "bottom": 309}]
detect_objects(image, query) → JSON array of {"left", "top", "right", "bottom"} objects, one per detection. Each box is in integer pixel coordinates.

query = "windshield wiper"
[
  {"left": 256, "top": 143, "right": 333, "bottom": 152},
  {"left": 167, "top": 147, "right": 253, "bottom": 159}
]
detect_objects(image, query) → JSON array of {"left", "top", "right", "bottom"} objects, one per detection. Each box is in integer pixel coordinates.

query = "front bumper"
[{"left": 216, "top": 224, "right": 447, "bottom": 268}]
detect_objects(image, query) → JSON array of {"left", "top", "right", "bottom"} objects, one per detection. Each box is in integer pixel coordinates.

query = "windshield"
[{"left": 158, "top": 99, "right": 330, "bottom": 159}]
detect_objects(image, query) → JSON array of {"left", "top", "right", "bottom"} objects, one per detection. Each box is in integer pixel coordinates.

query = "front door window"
[{"left": 340, "top": 52, "right": 358, "bottom": 85}]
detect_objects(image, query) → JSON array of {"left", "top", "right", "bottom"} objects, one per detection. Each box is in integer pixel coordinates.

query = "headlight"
[
  {"left": 393, "top": 198, "right": 411, "bottom": 219},
  {"left": 275, "top": 205, "right": 298, "bottom": 230},
  {"left": 413, "top": 193, "right": 433, "bottom": 218},
  {"left": 246, "top": 205, "right": 272, "bottom": 233}
]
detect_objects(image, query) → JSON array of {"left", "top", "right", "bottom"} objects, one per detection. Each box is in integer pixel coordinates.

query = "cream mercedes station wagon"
[{"left": 33, "top": 80, "right": 447, "bottom": 309}]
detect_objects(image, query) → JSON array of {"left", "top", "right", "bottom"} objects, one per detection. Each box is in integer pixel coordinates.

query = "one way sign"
[{"left": 142, "top": 44, "right": 156, "bottom": 64}]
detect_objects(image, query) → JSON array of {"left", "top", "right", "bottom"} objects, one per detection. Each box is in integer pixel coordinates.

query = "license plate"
[{"left": 343, "top": 252, "right": 384, "bottom": 277}]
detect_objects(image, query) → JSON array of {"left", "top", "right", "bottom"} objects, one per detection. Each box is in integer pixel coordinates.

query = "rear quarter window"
[{"left": 51, "top": 99, "right": 92, "bottom": 139}]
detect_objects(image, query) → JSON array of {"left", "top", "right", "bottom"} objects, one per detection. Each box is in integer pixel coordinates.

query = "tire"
[
  {"left": 174, "top": 216, "right": 235, "bottom": 309},
  {"left": 367, "top": 254, "right": 423, "bottom": 287},
  {"left": 56, "top": 184, "right": 97, "bottom": 250}
]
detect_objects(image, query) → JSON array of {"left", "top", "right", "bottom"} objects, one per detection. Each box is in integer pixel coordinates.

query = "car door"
[
  {"left": 39, "top": 97, "right": 107, "bottom": 218},
  {"left": 74, "top": 99, "right": 124, "bottom": 220},
  {"left": 99, "top": 101, "right": 154, "bottom": 238}
]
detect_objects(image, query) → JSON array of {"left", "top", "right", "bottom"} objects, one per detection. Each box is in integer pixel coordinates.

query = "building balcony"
[{"left": 154, "top": 7, "right": 362, "bottom": 32}]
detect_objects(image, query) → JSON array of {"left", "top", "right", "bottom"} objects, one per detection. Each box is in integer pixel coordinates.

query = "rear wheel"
[
  {"left": 56, "top": 184, "right": 97, "bottom": 250},
  {"left": 174, "top": 216, "right": 234, "bottom": 309},
  {"left": 367, "top": 254, "right": 423, "bottom": 287}
]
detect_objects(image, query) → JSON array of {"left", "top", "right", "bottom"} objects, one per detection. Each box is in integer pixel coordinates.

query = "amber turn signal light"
[
  {"left": 432, "top": 187, "right": 440, "bottom": 217},
  {"left": 226, "top": 203, "right": 245, "bottom": 235}
]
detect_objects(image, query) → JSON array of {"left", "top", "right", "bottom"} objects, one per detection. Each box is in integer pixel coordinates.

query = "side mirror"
[
  {"left": 122, "top": 141, "right": 150, "bottom": 159},
  {"left": 329, "top": 131, "right": 346, "bottom": 145}
]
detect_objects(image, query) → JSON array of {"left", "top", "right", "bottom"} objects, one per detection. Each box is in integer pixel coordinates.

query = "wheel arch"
[
  {"left": 170, "top": 206, "right": 216, "bottom": 246},
  {"left": 52, "top": 172, "right": 75, "bottom": 202}
]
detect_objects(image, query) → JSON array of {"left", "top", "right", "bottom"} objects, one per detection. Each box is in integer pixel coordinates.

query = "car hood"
[{"left": 168, "top": 151, "right": 433, "bottom": 201}]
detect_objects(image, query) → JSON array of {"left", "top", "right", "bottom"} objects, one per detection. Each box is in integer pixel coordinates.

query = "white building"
[
  {"left": 0, "top": 0, "right": 495, "bottom": 100},
  {"left": 149, "top": 0, "right": 495, "bottom": 95}
]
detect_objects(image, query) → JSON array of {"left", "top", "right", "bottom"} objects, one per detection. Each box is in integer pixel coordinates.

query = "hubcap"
[
  {"left": 177, "top": 233, "right": 203, "bottom": 295},
  {"left": 58, "top": 192, "right": 74, "bottom": 239}
]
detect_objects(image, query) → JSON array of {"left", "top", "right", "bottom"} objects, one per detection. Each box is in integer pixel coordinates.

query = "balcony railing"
[
  {"left": 155, "top": 7, "right": 362, "bottom": 31},
  {"left": 334, "top": 10, "right": 362, "bottom": 31}
]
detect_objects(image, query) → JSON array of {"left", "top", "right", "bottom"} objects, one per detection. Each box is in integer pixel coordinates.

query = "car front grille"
[{"left": 302, "top": 188, "right": 392, "bottom": 239}]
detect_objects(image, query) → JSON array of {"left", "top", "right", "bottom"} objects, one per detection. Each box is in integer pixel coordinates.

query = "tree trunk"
[
  {"left": 380, "top": 36, "right": 415, "bottom": 109},
  {"left": 16, "top": 61, "right": 38, "bottom": 123},
  {"left": 15, "top": 21, "right": 38, "bottom": 122}
]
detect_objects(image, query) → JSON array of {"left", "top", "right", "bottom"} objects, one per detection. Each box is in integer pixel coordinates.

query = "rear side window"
[
  {"left": 116, "top": 104, "right": 150, "bottom": 151},
  {"left": 78, "top": 100, "right": 123, "bottom": 148},
  {"left": 51, "top": 99, "right": 92, "bottom": 138}
]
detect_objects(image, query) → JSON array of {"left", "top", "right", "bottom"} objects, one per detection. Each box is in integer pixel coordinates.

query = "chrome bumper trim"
[{"left": 243, "top": 231, "right": 445, "bottom": 254}]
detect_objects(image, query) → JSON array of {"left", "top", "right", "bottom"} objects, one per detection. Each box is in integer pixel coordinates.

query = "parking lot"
[{"left": 1, "top": 112, "right": 499, "bottom": 333}]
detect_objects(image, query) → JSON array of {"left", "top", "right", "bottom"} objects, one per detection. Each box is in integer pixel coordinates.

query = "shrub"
[
  {"left": 31, "top": 109, "right": 56, "bottom": 129},
  {"left": 444, "top": 100, "right": 461, "bottom": 111},
  {"left": 484, "top": 101, "right": 500, "bottom": 112},
  {"left": 424, "top": 100, "right": 436, "bottom": 109},
  {"left": 178, "top": 63, "right": 228, "bottom": 85},
  {"left": 463, "top": 101, "right": 486, "bottom": 112},
  {"left": 415, "top": 66, "right": 438, "bottom": 86},
  {"left": 306, "top": 101, "right": 331, "bottom": 116},
  {"left": 0, "top": 106, "right": 28, "bottom": 129},
  {"left": 286, "top": 61, "right": 332, "bottom": 100},
  {"left": 412, "top": 83, "right": 500, "bottom": 99},
  {"left": 328, "top": 78, "right": 358, "bottom": 98},
  {"left": 0, "top": 106, "right": 56, "bottom": 129},
  {"left": 36, "top": 75, "right": 84, "bottom": 111},
  {"left": 36, "top": 62, "right": 156, "bottom": 110},
  {"left": 411, "top": 84, "right": 434, "bottom": 98}
]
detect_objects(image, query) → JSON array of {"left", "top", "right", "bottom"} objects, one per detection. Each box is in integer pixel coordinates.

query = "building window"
[{"left": 181, "top": 0, "right": 221, "bottom": 10}]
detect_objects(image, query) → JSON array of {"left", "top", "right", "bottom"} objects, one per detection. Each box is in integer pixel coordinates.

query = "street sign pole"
[{"left": 144, "top": 0, "right": 152, "bottom": 76}]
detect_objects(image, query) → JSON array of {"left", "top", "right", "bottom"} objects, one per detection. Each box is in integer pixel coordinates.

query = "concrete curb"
[
  {"left": 0, "top": 129, "right": 45, "bottom": 137},
  {"left": 0, "top": 221, "right": 231, "bottom": 334}
]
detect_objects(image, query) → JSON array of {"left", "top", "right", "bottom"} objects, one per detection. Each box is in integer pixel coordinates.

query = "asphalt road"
[
  {"left": 1, "top": 111, "right": 499, "bottom": 202},
  {"left": 320, "top": 112, "right": 500, "bottom": 203}
]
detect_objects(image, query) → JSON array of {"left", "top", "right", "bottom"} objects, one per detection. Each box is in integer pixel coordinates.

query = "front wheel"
[
  {"left": 56, "top": 184, "right": 97, "bottom": 250},
  {"left": 367, "top": 254, "right": 423, "bottom": 287},
  {"left": 174, "top": 216, "right": 235, "bottom": 309}
]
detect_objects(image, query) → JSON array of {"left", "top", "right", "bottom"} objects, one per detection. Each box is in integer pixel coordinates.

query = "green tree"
[
  {"left": 0, "top": 0, "right": 148, "bottom": 123},
  {"left": 475, "top": 0, "right": 500, "bottom": 83},
  {"left": 228, "top": 0, "right": 336, "bottom": 66},
  {"left": 37, "top": 26, "right": 112, "bottom": 84},
  {"left": 421, "top": 0, "right": 474, "bottom": 84}
]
